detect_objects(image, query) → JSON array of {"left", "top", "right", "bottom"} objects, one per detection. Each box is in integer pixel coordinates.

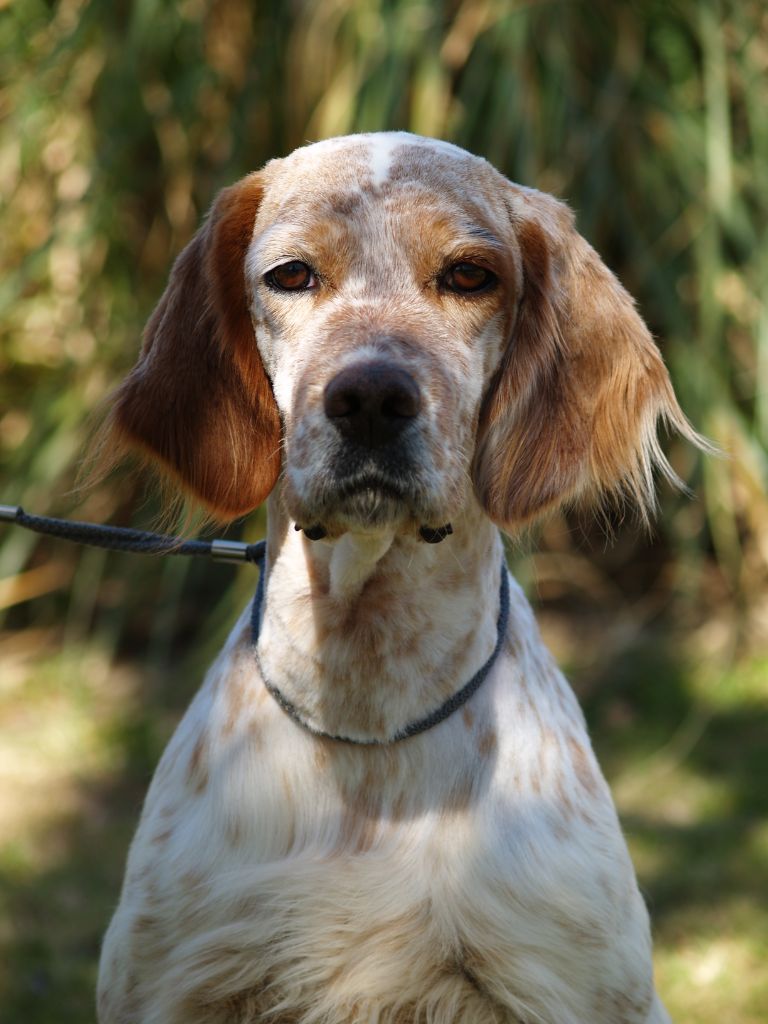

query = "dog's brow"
[{"left": 463, "top": 227, "right": 504, "bottom": 248}]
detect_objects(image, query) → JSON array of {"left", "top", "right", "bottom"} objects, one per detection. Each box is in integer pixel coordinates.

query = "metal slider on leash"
[{"left": 0, "top": 505, "right": 265, "bottom": 565}]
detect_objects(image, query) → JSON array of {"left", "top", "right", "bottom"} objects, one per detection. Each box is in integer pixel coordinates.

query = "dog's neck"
[{"left": 255, "top": 491, "right": 504, "bottom": 743}]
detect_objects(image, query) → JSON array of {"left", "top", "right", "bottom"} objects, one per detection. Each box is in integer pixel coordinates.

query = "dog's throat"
[{"left": 250, "top": 557, "right": 509, "bottom": 746}]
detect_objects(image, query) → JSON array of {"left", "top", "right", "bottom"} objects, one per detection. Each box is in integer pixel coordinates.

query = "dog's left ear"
[
  {"left": 102, "top": 174, "right": 281, "bottom": 520},
  {"left": 473, "top": 185, "right": 707, "bottom": 530}
]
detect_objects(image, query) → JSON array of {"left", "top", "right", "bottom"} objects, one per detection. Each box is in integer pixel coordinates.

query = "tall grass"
[{"left": 1, "top": 0, "right": 765, "bottom": 647}]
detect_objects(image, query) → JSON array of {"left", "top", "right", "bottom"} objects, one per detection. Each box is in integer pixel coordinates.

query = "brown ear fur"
[
  {"left": 105, "top": 174, "right": 281, "bottom": 520},
  {"left": 473, "top": 187, "right": 704, "bottom": 530}
]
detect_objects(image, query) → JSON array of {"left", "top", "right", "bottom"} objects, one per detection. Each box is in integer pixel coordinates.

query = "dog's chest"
[
  {"left": 124, "top": 668, "right": 643, "bottom": 1023},
  {"left": 126, "top": 705, "right": 523, "bottom": 1018}
]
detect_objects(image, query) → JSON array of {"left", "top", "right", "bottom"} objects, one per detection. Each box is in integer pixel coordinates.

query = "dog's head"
[{"left": 105, "top": 132, "right": 702, "bottom": 535}]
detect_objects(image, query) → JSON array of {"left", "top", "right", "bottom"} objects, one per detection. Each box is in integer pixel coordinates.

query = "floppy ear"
[
  {"left": 473, "top": 186, "right": 705, "bottom": 530},
  {"left": 105, "top": 173, "right": 281, "bottom": 520}
]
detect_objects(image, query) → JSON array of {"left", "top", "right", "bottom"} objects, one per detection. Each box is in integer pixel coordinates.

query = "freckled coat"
[{"left": 97, "top": 133, "right": 703, "bottom": 1024}]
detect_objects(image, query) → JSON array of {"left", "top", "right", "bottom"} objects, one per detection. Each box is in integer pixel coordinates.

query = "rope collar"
[
  {"left": 250, "top": 556, "right": 509, "bottom": 746},
  {"left": 1, "top": 504, "right": 508, "bottom": 746}
]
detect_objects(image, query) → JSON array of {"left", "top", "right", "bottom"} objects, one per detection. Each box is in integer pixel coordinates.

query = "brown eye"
[
  {"left": 443, "top": 262, "right": 495, "bottom": 294},
  {"left": 266, "top": 261, "right": 316, "bottom": 291}
]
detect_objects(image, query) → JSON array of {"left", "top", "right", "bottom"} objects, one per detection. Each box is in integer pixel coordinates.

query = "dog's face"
[
  {"left": 107, "top": 133, "right": 698, "bottom": 531},
  {"left": 250, "top": 136, "right": 520, "bottom": 535}
]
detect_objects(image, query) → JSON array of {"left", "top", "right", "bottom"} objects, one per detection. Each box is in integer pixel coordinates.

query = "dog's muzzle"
[{"left": 294, "top": 360, "right": 452, "bottom": 543}]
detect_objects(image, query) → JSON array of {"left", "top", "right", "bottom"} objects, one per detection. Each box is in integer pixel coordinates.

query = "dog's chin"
[
  {"left": 296, "top": 484, "right": 411, "bottom": 536},
  {"left": 290, "top": 473, "right": 436, "bottom": 536},
  {"left": 332, "top": 487, "right": 409, "bottom": 531}
]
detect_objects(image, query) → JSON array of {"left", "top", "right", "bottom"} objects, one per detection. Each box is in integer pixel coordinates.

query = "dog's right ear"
[
  {"left": 103, "top": 173, "right": 281, "bottom": 520},
  {"left": 472, "top": 185, "right": 709, "bottom": 531}
]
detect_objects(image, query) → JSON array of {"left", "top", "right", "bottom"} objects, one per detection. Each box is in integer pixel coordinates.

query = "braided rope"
[
  {"left": 251, "top": 558, "right": 509, "bottom": 746},
  {"left": 0, "top": 505, "right": 265, "bottom": 564}
]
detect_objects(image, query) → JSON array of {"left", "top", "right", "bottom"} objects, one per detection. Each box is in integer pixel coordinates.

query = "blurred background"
[{"left": 1, "top": 0, "right": 766, "bottom": 1020}]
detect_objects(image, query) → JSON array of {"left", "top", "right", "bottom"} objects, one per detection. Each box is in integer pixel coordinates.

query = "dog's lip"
[{"left": 335, "top": 473, "right": 407, "bottom": 500}]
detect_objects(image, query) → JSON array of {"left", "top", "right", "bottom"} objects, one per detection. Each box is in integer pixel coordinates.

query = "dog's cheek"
[
  {"left": 449, "top": 350, "right": 485, "bottom": 445},
  {"left": 248, "top": 295, "right": 310, "bottom": 422},
  {"left": 419, "top": 357, "right": 479, "bottom": 504},
  {"left": 479, "top": 319, "right": 513, "bottom": 391}
]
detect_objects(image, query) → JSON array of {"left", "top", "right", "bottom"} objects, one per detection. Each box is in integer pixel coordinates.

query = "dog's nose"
[{"left": 324, "top": 361, "right": 422, "bottom": 447}]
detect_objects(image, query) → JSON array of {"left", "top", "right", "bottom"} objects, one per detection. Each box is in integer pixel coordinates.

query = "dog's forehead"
[{"left": 259, "top": 132, "right": 498, "bottom": 216}]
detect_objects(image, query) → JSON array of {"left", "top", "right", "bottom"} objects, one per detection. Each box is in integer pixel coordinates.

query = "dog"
[{"left": 96, "top": 132, "right": 703, "bottom": 1023}]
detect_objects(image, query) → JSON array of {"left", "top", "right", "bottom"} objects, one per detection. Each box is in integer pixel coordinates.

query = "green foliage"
[
  {"left": 1, "top": 0, "right": 766, "bottom": 630},
  {"left": 0, "top": 2, "right": 766, "bottom": 1020}
]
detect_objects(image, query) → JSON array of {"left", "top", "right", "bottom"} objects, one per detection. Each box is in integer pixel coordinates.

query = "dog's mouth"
[
  {"left": 337, "top": 471, "right": 406, "bottom": 502},
  {"left": 294, "top": 457, "right": 431, "bottom": 532},
  {"left": 284, "top": 423, "right": 455, "bottom": 536},
  {"left": 330, "top": 470, "right": 413, "bottom": 526}
]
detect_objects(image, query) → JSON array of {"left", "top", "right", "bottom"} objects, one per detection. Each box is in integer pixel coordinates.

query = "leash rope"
[
  {"left": 2, "top": 503, "right": 506, "bottom": 745},
  {"left": 0, "top": 504, "right": 266, "bottom": 565}
]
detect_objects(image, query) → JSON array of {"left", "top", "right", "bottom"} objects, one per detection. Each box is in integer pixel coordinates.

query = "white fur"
[{"left": 98, "top": 134, "right": 674, "bottom": 1024}]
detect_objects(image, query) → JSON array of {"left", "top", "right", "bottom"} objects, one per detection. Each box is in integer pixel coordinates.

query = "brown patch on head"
[
  {"left": 326, "top": 190, "right": 364, "bottom": 217},
  {"left": 385, "top": 142, "right": 475, "bottom": 189},
  {"left": 462, "top": 706, "right": 475, "bottom": 730}
]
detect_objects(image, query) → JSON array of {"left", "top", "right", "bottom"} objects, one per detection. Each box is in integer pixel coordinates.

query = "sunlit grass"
[
  {"left": 0, "top": 633, "right": 167, "bottom": 1024},
  {"left": 657, "top": 930, "right": 768, "bottom": 1024}
]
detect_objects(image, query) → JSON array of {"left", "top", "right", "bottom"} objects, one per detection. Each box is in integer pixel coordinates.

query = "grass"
[
  {"left": 595, "top": 658, "right": 768, "bottom": 1023},
  {"left": 0, "top": 631, "right": 176, "bottom": 1024},
  {"left": 0, "top": 615, "right": 766, "bottom": 1023}
]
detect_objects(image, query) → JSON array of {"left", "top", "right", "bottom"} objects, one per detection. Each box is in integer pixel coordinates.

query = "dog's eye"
[
  {"left": 442, "top": 262, "right": 495, "bottom": 294},
  {"left": 266, "top": 261, "right": 317, "bottom": 292}
]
